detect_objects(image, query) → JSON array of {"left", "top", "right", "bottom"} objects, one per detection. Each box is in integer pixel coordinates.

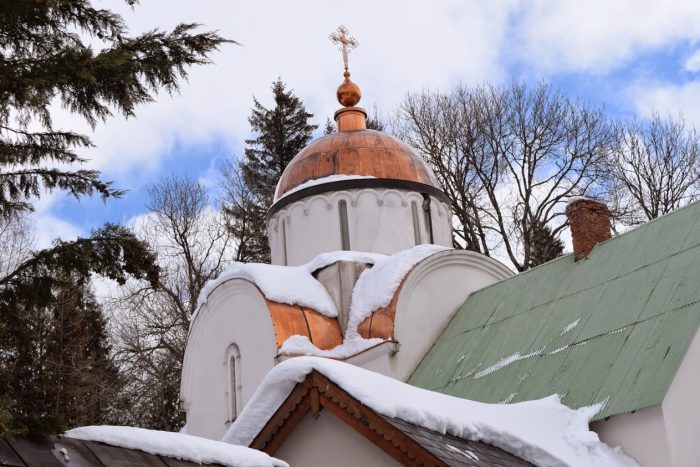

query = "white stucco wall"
[
  {"left": 181, "top": 279, "right": 278, "bottom": 440},
  {"left": 268, "top": 188, "right": 452, "bottom": 266},
  {"left": 591, "top": 328, "right": 700, "bottom": 466},
  {"left": 662, "top": 326, "right": 700, "bottom": 466},
  {"left": 274, "top": 410, "right": 401, "bottom": 467},
  {"left": 353, "top": 250, "right": 513, "bottom": 381},
  {"left": 591, "top": 405, "right": 670, "bottom": 467}
]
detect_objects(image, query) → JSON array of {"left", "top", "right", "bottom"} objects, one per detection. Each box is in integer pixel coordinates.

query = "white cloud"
[
  {"left": 685, "top": 49, "right": 700, "bottom": 72},
  {"left": 632, "top": 80, "right": 700, "bottom": 125},
  {"left": 47, "top": 0, "right": 700, "bottom": 187},
  {"left": 24, "top": 191, "right": 83, "bottom": 248},
  {"left": 514, "top": 0, "right": 700, "bottom": 73},
  {"left": 32, "top": 212, "right": 82, "bottom": 249},
  {"left": 46, "top": 0, "right": 517, "bottom": 182},
  {"left": 28, "top": 0, "right": 700, "bottom": 237}
]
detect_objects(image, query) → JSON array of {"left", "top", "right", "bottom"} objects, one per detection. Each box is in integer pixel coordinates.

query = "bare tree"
[
  {"left": 609, "top": 113, "right": 700, "bottom": 224},
  {"left": 111, "top": 175, "right": 234, "bottom": 430},
  {"left": 395, "top": 82, "right": 615, "bottom": 271},
  {"left": 0, "top": 213, "right": 35, "bottom": 279},
  {"left": 394, "top": 89, "right": 491, "bottom": 254}
]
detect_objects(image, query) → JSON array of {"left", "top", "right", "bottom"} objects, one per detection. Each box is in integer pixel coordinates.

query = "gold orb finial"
[{"left": 330, "top": 25, "right": 361, "bottom": 107}]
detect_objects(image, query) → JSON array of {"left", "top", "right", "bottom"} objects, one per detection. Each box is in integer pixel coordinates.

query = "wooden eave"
[
  {"left": 248, "top": 371, "right": 533, "bottom": 467},
  {"left": 249, "top": 371, "right": 444, "bottom": 466}
]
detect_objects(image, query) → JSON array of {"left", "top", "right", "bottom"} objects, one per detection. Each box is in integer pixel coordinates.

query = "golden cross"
[{"left": 329, "top": 25, "right": 358, "bottom": 73}]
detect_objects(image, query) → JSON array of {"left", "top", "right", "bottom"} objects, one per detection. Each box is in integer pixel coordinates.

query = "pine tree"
[
  {"left": 525, "top": 219, "right": 565, "bottom": 269},
  {"left": 0, "top": 1, "right": 232, "bottom": 218},
  {"left": 0, "top": 1, "right": 229, "bottom": 433},
  {"left": 366, "top": 104, "right": 386, "bottom": 132},
  {"left": 323, "top": 117, "right": 336, "bottom": 135},
  {"left": 0, "top": 275, "right": 123, "bottom": 434},
  {"left": 229, "top": 80, "right": 317, "bottom": 262}
]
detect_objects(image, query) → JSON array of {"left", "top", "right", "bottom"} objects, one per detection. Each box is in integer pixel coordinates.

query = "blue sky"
[{"left": 34, "top": 0, "right": 700, "bottom": 247}]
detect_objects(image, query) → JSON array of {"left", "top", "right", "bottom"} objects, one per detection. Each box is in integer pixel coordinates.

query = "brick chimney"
[{"left": 565, "top": 198, "right": 612, "bottom": 260}]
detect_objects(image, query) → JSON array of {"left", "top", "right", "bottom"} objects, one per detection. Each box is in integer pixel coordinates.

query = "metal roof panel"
[{"left": 409, "top": 201, "right": 700, "bottom": 420}]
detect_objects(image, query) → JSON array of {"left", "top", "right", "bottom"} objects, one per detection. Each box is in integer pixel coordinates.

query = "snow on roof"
[
  {"left": 194, "top": 246, "right": 433, "bottom": 329},
  {"left": 303, "top": 249, "right": 386, "bottom": 273},
  {"left": 66, "top": 426, "right": 287, "bottom": 467},
  {"left": 223, "top": 357, "right": 637, "bottom": 467},
  {"left": 279, "top": 334, "right": 385, "bottom": 358},
  {"left": 193, "top": 246, "right": 450, "bottom": 356},
  {"left": 194, "top": 250, "right": 387, "bottom": 325},
  {"left": 346, "top": 244, "right": 449, "bottom": 338},
  {"left": 274, "top": 174, "right": 376, "bottom": 201},
  {"left": 196, "top": 262, "right": 338, "bottom": 317}
]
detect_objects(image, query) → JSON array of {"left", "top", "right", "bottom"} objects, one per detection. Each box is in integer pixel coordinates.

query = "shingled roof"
[
  {"left": 0, "top": 436, "right": 220, "bottom": 467},
  {"left": 409, "top": 200, "right": 700, "bottom": 421}
]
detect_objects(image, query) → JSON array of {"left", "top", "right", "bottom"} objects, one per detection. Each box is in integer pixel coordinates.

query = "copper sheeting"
[
  {"left": 266, "top": 300, "right": 342, "bottom": 351},
  {"left": 274, "top": 130, "right": 441, "bottom": 199},
  {"left": 357, "top": 286, "right": 401, "bottom": 340},
  {"left": 303, "top": 309, "right": 343, "bottom": 350}
]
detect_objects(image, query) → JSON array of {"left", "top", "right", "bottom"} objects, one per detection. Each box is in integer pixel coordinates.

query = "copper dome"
[{"left": 273, "top": 129, "right": 442, "bottom": 201}]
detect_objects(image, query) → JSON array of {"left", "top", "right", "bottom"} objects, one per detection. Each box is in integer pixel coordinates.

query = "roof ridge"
[
  {"left": 468, "top": 200, "right": 700, "bottom": 298},
  {"left": 464, "top": 239, "right": 700, "bottom": 331}
]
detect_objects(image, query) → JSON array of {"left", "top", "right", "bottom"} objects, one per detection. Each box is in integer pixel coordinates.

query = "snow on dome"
[
  {"left": 273, "top": 174, "right": 376, "bottom": 202},
  {"left": 66, "top": 426, "right": 287, "bottom": 467},
  {"left": 346, "top": 244, "right": 450, "bottom": 338},
  {"left": 223, "top": 357, "right": 637, "bottom": 467}
]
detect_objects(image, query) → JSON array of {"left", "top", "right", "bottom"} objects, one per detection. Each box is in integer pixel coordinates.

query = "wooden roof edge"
[{"left": 248, "top": 370, "right": 445, "bottom": 466}]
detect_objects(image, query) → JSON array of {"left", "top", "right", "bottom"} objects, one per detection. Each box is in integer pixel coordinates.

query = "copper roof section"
[
  {"left": 266, "top": 300, "right": 342, "bottom": 351},
  {"left": 274, "top": 130, "right": 441, "bottom": 200},
  {"left": 357, "top": 279, "right": 403, "bottom": 340}
]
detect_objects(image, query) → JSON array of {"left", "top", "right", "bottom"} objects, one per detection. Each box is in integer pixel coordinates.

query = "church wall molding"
[{"left": 268, "top": 178, "right": 450, "bottom": 219}]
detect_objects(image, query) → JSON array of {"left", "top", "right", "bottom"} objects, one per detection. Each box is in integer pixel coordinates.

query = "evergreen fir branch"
[
  {"left": 0, "top": 128, "right": 91, "bottom": 165},
  {"left": 0, "top": 223, "right": 159, "bottom": 291},
  {"left": 0, "top": 168, "right": 124, "bottom": 218}
]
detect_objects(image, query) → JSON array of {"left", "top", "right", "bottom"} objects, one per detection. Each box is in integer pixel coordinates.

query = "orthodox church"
[
  {"left": 180, "top": 29, "right": 512, "bottom": 435},
  {"left": 174, "top": 29, "right": 700, "bottom": 467}
]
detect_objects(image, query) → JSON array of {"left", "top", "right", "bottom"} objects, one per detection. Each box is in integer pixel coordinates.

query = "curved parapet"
[
  {"left": 181, "top": 278, "right": 341, "bottom": 441},
  {"left": 356, "top": 249, "right": 513, "bottom": 380}
]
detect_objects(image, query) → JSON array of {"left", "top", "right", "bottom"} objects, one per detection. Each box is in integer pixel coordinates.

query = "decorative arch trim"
[{"left": 268, "top": 178, "right": 449, "bottom": 219}]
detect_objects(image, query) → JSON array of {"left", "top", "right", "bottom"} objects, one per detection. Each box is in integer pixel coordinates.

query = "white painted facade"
[
  {"left": 181, "top": 249, "right": 512, "bottom": 441},
  {"left": 268, "top": 188, "right": 452, "bottom": 266},
  {"left": 354, "top": 249, "right": 513, "bottom": 380},
  {"left": 591, "top": 327, "right": 700, "bottom": 466},
  {"left": 181, "top": 279, "right": 278, "bottom": 441},
  {"left": 274, "top": 411, "right": 401, "bottom": 466}
]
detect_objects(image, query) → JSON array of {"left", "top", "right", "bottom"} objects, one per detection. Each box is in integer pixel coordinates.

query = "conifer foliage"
[
  {"left": 1, "top": 276, "right": 121, "bottom": 435},
  {"left": 0, "top": 0, "right": 231, "bottom": 218},
  {"left": 0, "top": 0, "right": 230, "bottom": 433},
  {"left": 225, "top": 80, "right": 317, "bottom": 262}
]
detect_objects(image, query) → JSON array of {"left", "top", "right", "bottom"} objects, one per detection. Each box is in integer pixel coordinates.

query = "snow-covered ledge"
[
  {"left": 223, "top": 357, "right": 637, "bottom": 467},
  {"left": 275, "top": 339, "right": 399, "bottom": 364},
  {"left": 66, "top": 426, "right": 287, "bottom": 467}
]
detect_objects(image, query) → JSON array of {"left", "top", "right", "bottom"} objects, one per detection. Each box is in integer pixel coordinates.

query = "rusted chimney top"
[{"left": 565, "top": 198, "right": 612, "bottom": 260}]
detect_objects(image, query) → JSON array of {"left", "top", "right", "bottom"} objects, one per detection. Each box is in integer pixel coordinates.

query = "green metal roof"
[{"left": 409, "top": 201, "right": 700, "bottom": 420}]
